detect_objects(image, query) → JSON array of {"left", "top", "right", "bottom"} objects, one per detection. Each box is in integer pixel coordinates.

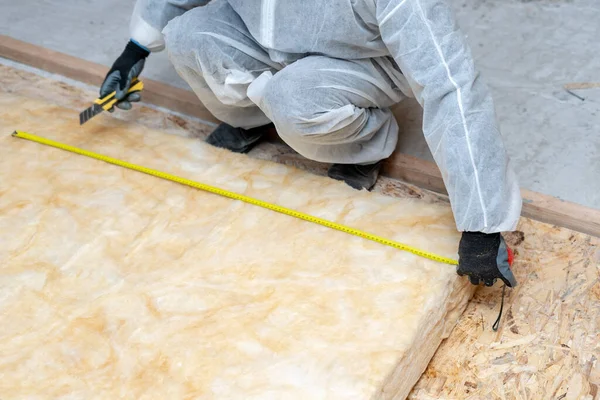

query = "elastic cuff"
[
  {"left": 127, "top": 39, "right": 150, "bottom": 58},
  {"left": 463, "top": 231, "right": 500, "bottom": 238},
  {"left": 130, "top": 38, "right": 150, "bottom": 52}
]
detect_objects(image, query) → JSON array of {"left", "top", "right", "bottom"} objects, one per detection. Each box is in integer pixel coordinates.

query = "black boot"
[
  {"left": 206, "top": 123, "right": 273, "bottom": 153},
  {"left": 327, "top": 161, "right": 383, "bottom": 191}
]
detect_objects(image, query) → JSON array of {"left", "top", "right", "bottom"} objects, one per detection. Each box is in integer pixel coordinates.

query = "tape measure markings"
[{"left": 12, "top": 130, "right": 459, "bottom": 265}]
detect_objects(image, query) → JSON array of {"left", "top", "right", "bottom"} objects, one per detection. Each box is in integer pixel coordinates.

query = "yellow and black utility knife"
[{"left": 79, "top": 79, "right": 144, "bottom": 125}]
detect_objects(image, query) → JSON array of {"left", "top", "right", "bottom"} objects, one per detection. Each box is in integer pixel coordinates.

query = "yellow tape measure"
[{"left": 12, "top": 131, "right": 459, "bottom": 265}]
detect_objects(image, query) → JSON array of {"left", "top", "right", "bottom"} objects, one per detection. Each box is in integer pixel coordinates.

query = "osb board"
[
  {"left": 411, "top": 224, "right": 600, "bottom": 400},
  {"left": 3, "top": 64, "right": 600, "bottom": 400},
  {"left": 0, "top": 67, "right": 472, "bottom": 398}
]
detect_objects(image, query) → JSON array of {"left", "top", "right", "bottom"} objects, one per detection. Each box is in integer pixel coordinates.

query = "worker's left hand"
[
  {"left": 457, "top": 232, "right": 517, "bottom": 287},
  {"left": 100, "top": 40, "right": 149, "bottom": 112}
]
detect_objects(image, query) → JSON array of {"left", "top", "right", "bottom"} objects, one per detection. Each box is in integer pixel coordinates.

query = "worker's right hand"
[
  {"left": 100, "top": 40, "right": 150, "bottom": 112},
  {"left": 457, "top": 232, "right": 517, "bottom": 287}
]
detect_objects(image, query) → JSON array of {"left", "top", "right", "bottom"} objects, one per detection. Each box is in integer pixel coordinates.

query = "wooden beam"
[
  {"left": 519, "top": 189, "right": 600, "bottom": 237},
  {"left": 2, "top": 35, "right": 599, "bottom": 237},
  {"left": 0, "top": 35, "right": 218, "bottom": 123},
  {"left": 383, "top": 152, "right": 447, "bottom": 195},
  {"left": 384, "top": 153, "right": 600, "bottom": 237}
]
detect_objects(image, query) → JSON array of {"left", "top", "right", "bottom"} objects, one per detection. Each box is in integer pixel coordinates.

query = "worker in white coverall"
[{"left": 101, "top": 0, "right": 523, "bottom": 287}]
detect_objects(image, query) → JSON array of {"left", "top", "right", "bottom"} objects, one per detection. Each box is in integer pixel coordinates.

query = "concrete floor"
[{"left": 1, "top": 0, "right": 599, "bottom": 209}]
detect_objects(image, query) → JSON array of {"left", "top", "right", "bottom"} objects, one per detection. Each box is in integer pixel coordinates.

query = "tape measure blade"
[{"left": 11, "top": 131, "right": 459, "bottom": 266}]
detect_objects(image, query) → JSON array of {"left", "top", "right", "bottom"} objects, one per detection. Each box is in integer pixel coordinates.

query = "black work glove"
[
  {"left": 100, "top": 40, "right": 150, "bottom": 112},
  {"left": 457, "top": 232, "right": 517, "bottom": 287}
]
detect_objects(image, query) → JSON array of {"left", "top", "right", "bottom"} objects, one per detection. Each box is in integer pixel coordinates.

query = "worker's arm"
[
  {"left": 99, "top": 0, "right": 210, "bottom": 110},
  {"left": 376, "top": 0, "right": 522, "bottom": 285},
  {"left": 376, "top": 0, "right": 521, "bottom": 234}
]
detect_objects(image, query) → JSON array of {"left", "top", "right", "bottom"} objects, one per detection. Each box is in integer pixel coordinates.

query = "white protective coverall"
[{"left": 129, "top": 0, "right": 522, "bottom": 233}]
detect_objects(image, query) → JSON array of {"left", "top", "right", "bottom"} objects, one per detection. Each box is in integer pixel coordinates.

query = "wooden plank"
[
  {"left": 384, "top": 152, "right": 600, "bottom": 237},
  {"left": 383, "top": 152, "right": 447, "bottom": 195},
  {"left": 0, "top": 34, "right": 218, "bottom": 123},
  {"left": 563, "top": 82, "right": 600, "bottom": 90},
  {"left": 2, "top": 34, "right": 599, "bottom": 237},
  {"left": 519, "top": 189, "right": 600, "bottom": 237}
]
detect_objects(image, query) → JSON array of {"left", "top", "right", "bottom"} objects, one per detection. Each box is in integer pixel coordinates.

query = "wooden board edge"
[
  {"left": 2, "top": 35, "right": 599, "bottom": 237},
  {"left": 0, "top": 34, "right": 219, "bottom": 123},
  {"left": 384, "top": 153, "right": 600, "bottom": 237}
]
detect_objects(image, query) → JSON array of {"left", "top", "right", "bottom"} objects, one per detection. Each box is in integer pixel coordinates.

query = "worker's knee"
[
  {"left": 262, "top": 69, "right": 364, "bottom": 143},
  {"left": 164, "top": 4, "right": 263, "bottom": 107}
]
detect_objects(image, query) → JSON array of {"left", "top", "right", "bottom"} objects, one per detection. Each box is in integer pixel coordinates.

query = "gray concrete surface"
[{"left": 1, "top": 0, "right": 599, "bottom": 209}]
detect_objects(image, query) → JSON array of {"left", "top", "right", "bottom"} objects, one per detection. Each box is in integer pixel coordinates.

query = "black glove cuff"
[
  {"left": 462, "top": 231, "right": 500, "bottom": 240},
  {"left": 459, "top": 231, "right": 501, "bottom": 257},
  {"left": 124, "top": 40, "right": 150, "bottom": 60}
]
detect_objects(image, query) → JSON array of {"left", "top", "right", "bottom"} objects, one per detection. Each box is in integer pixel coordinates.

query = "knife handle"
[{"left": 94, "top": 79, "right": 144, "bottom": 111}]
